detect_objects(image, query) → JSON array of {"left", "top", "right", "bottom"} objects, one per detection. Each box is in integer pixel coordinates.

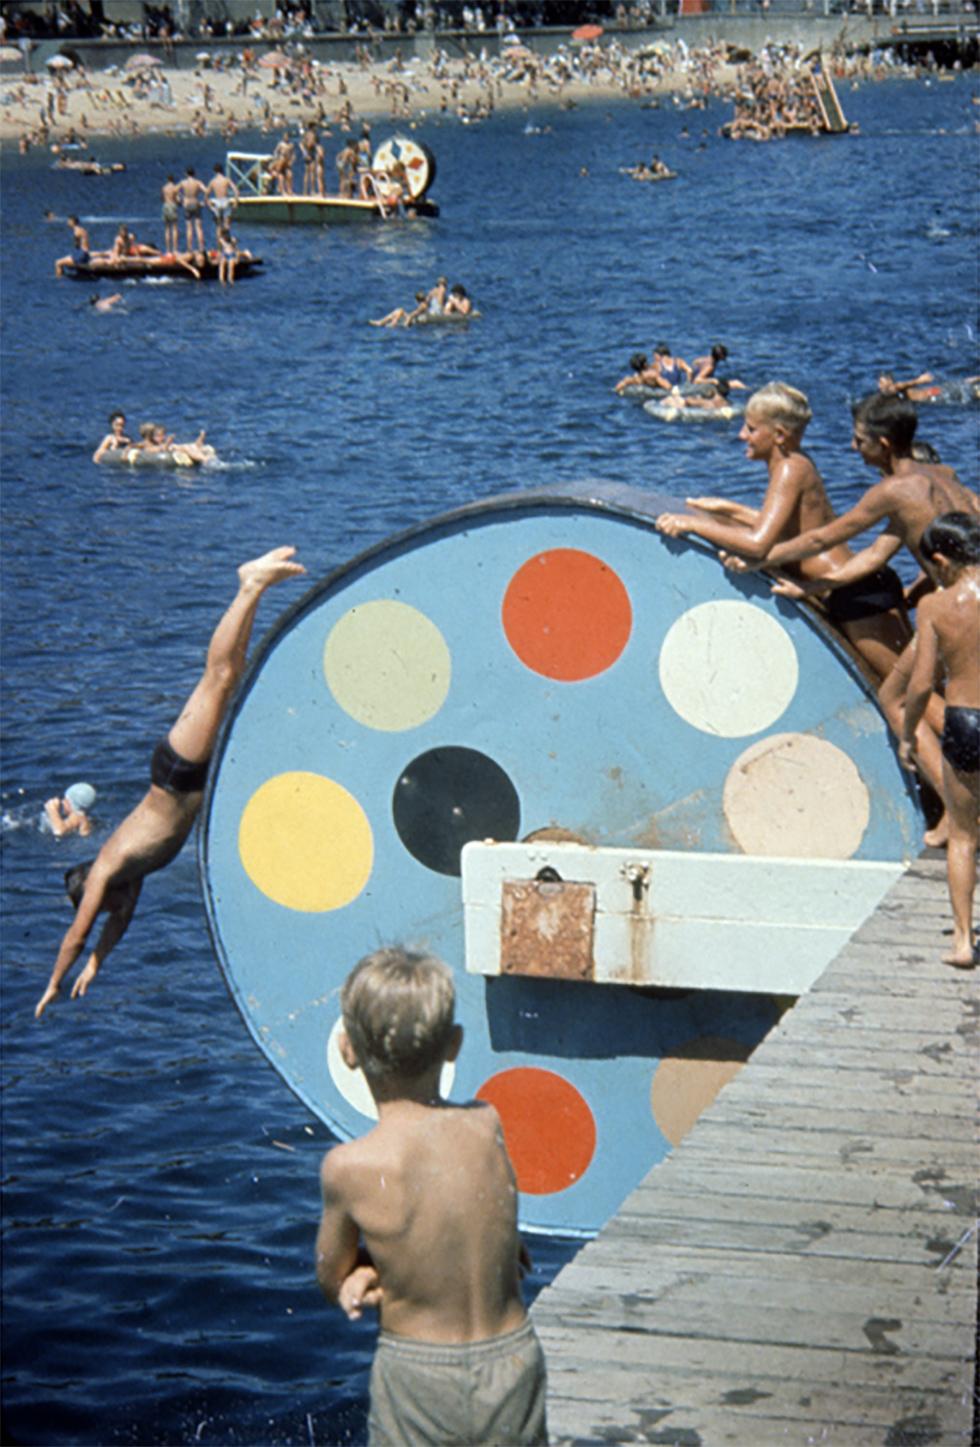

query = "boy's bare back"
[{"left": 321, "top": 1098, "right": 526, "bottom": 1345}]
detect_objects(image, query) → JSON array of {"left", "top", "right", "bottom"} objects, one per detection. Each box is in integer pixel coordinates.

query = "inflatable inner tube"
[{"left": 643, "top": 398, "right": 741, "bottom": 422}]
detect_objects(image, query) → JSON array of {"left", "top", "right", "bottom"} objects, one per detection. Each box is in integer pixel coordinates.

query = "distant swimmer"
[
  {"left": 691, "top": 343, "right": 747, "bottom": 390},
  {"left": 89, "top": 292, "right": 123, "bottom": 313},
  {"left": 614, "top": 352, "right": 661, "bottom": 394},
  {"left": 901, "top": 514, "right": 980, "bottom": 967},
  {"left": 41, "top": 783, "right": 96, "bottom": 838},
  {"left": 92, "top": 409, "right": 132, "bottom": 462},
  {"left": 650, "top": 341, "right": 692, "bottom": 391},
  {"left": 370, "top": 290, "right": 429, "bottom": 328},
  {"left": 444, "top": 283, "right": 473, "bottom": 316},
  {"left": 54, "top": 214, "right": 90, "bottom": 276},
  {"left": 35, "top": 547, "right": 306, "bottom": 1019},
  {"left": 879, "top": 371, "right": 980, "bottom": 405},
  {"left": 133, "top": 422, "right": 217, "bottom": 464}
]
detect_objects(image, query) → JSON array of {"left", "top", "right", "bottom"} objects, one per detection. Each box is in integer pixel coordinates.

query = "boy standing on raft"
[
  {"left": 35, "top": 547, "right": 305, "bottom": 1019},
  {"left": 901, "top": 514, "right": 980, "bottom": 968},
  {"left": 315, "top": 948, "right": 548, "bottom": 1447}
]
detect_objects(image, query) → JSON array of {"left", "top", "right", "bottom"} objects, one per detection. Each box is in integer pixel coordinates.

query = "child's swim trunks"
[
  {"left": 941, "top": 706, "right": 980, "bottom": 775},
  {"left": 368, "top": 1317, "right": 547, "bottom": 1446}
]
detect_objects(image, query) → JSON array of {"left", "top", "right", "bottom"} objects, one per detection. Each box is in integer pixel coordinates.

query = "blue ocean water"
[{"left": 1, "top": 76, "right": 978, "bottom": 1445}]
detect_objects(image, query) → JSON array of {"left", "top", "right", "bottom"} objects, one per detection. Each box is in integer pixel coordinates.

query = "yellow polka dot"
[
  {"left": 324, "top": 600, "right": 451, "bottom": 731},
  {"left": 239, "top": 772, "right": 373, "bottom": 911}
]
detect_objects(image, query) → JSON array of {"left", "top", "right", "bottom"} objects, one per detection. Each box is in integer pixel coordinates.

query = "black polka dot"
[{"left": 392, "top": 747, "right": 521, "bottom": 876}]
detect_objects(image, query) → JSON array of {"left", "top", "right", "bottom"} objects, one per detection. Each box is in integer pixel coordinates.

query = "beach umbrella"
[
  {"left": 571, "top": 23, "right": 604, "bottom": 41},
  {"left": 125, "top": 52, "right": 163, "bottom": 71},
  {"left": 0, "top": 45, "right": 21, "bottom": 61},
  {"left": 259, "top": 50, "right": 290, "bottom": 68},
  {"left": 46, "top": 53, "right": 75, "bottom": 69}
]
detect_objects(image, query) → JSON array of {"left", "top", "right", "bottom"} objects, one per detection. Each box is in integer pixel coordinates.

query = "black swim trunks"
[
  {"left": 150, "top": 738, "right": 209, "bottom": 795},
  {"left": 823, "top": 567, "right": 906, "bottom": 625},
  {"left": 941, "top": 706, "right": 980, "bottom": 775}
]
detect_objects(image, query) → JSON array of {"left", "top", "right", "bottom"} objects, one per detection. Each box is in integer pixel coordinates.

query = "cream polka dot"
[
  {"left": 324, "top": 600, "right": 451, "bottom": 731},
  {"left": 326, "top": 1016, "right": 457, "bottom": 1123},
  {"left": 659, "top": 601, "right": 798, "bottom": 738},
  {"left": 723, "top": 732, "right": 870, "bottom": 858}
]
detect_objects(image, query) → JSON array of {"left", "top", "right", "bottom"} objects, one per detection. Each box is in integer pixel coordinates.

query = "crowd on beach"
[{"left": 1, "top": 17, "right": 941, "bottom": 155}]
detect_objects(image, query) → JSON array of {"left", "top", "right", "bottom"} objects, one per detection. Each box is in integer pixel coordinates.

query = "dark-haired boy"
[
  {"left": 902, "top": 514, "right": 980, "bottom": 966},
  {"left": 35, "top": 547, "right": 305, "bottom": 1019},
  {"left": 316, "top": 948, "right": 548, "bottom": 1447}
]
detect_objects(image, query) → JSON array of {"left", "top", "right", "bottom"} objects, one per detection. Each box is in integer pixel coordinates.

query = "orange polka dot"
[
  {"left": 502, "top": 549, "right": 632, "bottom": 681},
  {"left": 477, "top": 1067, "right": 596, "bottom": 1195}
]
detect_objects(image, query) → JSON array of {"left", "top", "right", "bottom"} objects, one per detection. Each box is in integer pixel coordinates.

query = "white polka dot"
[
  {"left": 659, "top": 601, "right": 798, "bottom": 738},
  {"left": 723, "top": 733, "right": 870, "bottom": 859},
  {"left": 326, "top": 1016, "right": 457, "bottom": 1123}
]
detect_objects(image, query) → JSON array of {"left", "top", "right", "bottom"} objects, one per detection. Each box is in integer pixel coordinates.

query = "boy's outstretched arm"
[{"left": 315, "top": 1150, "right": 363, "bottom": 1306}]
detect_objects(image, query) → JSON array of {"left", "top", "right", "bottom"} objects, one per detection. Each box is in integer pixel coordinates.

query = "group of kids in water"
[
  {"left": 31, "top": 373, "right": 978, "bottom": 1444},
  {"left": 92, "top": 409, "right": 216, "bottom": 466}
]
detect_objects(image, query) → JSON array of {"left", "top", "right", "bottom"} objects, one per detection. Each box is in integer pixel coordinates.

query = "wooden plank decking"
[{"left": 533, "top": 855, "right": 978, "bottom": 1446}]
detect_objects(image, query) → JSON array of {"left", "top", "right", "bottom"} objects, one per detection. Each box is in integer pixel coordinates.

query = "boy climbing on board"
[{"left": 315, "top": 947, "right": 548, "bottom": 1446}]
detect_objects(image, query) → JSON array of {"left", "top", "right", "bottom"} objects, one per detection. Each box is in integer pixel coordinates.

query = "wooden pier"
[{"left": 533, "top": 854, "right": 978, "bottom": 1446}]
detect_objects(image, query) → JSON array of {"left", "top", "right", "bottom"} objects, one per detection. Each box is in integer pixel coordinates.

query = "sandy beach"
[{"left": 0, "top": 40, "right": 751, "bottom": 153}]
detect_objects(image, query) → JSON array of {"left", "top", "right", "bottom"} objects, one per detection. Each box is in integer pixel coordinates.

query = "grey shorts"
[{"left": 368, "top": 1317, "right": 548, "bottom": 1446}]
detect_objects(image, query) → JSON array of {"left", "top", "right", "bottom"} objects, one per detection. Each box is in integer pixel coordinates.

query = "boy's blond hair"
[
  {"left": 341, "top": 947, "right": 456, "bottom": 1080},
  {"left": 747, "top": 382, "right": 813, "bottom": 435}
]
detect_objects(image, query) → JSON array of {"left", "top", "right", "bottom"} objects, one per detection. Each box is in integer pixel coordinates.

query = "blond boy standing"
[{"left": 315, "top": 948, "right": 548, "bottom": 1446}]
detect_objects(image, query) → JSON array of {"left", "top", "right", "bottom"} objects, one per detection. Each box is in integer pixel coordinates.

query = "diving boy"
[
  {"left": 315, "top": 948, "right": 548, "bottom": 1447},
  {"left": 35, "top": 547, "right": 305, "bottom": 1019},
  {"left": 901, "top": 514, "right": 980, "bottom": 968}
]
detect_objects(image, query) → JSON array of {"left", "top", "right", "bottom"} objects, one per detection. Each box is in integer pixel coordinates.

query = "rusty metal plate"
[{"left": 500, "top": 877, "right": 596, "bottom": 980}]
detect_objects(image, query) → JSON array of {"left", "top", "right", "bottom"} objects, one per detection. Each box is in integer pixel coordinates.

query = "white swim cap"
[{"left": 65, "top": 782, "right": 96, "bottom": 812}]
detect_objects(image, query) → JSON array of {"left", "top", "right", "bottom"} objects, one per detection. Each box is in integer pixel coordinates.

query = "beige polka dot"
[
  {"left": 723, "top": 732, "right": 870, "bottom": 858},
  {"left": 324, "top": 600, "right": 451, "bottom": 732},
  {"left": 659, "top": 601, "right": 798, "bottom": 738},
  {"left": 651, "top": 1036, "right": 751, "bottom": 1147}
]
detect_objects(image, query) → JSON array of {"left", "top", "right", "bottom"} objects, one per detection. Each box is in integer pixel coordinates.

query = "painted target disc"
[
  {"left": 201, "top": 483, "right": 919, "bottom": 1235},
  {"left": 371, "top": 135, "right": 435, "bottom": 199}
]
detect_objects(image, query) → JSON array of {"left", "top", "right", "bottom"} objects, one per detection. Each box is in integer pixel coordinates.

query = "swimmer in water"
[
  {"left": 89, "top": 292, "right": 123, "bottom": 313},
  {"left": 615, "top": 352, "right": 662, "bottom": 394},
  {"left": 370, "top": 290, "right": 429, "bottom": 327},
  {"left": 901, "top": 513, "right": 980, "bottom": 967},
  {"left": 92, "top": 409, "right": 132, "bottom": 462},
  {"left": 35, "top": 547, "right": 306, "bottom": 1019},
  {"left": 42, "top": 783, "right": 96, "bottom": 838}
]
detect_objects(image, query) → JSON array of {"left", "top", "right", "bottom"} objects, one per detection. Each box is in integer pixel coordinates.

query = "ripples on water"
[{"left": 2, "top": 75, "right": 978, "bottom": 1445}]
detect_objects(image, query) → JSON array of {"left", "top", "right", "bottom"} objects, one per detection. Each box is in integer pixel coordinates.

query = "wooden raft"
[{"left": 532, "top": 855, "right": 978, "bottom": 1445}]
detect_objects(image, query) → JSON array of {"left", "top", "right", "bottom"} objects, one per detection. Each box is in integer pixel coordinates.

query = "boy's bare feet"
[
  {"left": 238, "top": 545, "right": 306, "bottom": 593},
  {"left": 923, "top": 816, "right": 948, "bottom": 849},
  {"left": 943, "top": 944, "right": 976, "bottom": 969}
]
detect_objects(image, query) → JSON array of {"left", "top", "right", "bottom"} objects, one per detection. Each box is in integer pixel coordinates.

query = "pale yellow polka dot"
[
  {"left": 723, "top": 733, "right": 870, "bottom": 859},
  {"left": 239, "top": 772, "right": 373, "bottom": 911},
  {"left": 326, "top": 1016, "right": 457, "bottom": 1122},
  {"left": 651, "top": 1036, "right": 751, "bottom": 1147},
  {"left": 324, "top": 600, "right": 451, "bottom": 731},
  {"left": 659, "top": 601, "right": 798, "bottom": 737}
]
